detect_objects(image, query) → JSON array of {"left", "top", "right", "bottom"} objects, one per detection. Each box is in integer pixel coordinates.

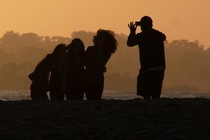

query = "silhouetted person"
[
  {"left": 49, "top": 44, "right": 68, "bottom": 101},
  {"left": 84, "top": 29, "right": 117, "bottom": 100},
  {"left": 66, "top": 38, "right": 85, "bottom": 100},
  {"left": 28, "top": 53, "right": 55, "bottom": 100},
  {"left": 127, "top": 16, "right": 166, "bottom": 100}
]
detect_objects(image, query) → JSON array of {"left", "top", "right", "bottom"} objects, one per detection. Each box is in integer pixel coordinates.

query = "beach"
[{"left": 0, "top": 98, "right": 210, "bottom": 140}]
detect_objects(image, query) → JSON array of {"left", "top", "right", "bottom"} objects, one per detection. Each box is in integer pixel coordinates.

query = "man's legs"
[
  {"left": 151, "top": 70, "right": 165, "bottom": 100},
  {"left": 137, "top": 69, "right": 164, "bottom": 100},
  {"left": 137, "top": 69, "right": 151, "bottom": 100}
]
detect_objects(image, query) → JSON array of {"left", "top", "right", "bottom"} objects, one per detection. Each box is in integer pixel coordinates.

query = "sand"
[{"left": 0, "top": 98, "right": 210, "bottom": 140}]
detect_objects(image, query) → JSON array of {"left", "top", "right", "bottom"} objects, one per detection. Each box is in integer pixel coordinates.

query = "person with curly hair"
[{"left": 84, "top": 29, "right": 117, "bottom": 100}]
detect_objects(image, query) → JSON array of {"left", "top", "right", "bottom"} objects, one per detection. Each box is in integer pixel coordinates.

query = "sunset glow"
[{"left": 1, "top": 0, "right": 210, "bottom": 47}]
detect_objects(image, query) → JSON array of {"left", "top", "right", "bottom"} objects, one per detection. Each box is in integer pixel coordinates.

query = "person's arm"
[
  {"left": 127, "top": 22, "right": 139, "bottom": 47},
  {"left": 161, "top": 33, "right": 166, "bottom": 41},
  {"left": 160, "top": 32, "right": 166, "bottom": 41},
  {"left": 97, "top": 48, "right": 111, "bottom": 74},
  {"left": 156, "top": 29, "right": 166, "bottom": 41}
]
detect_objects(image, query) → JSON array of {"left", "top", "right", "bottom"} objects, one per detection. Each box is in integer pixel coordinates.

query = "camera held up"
[{"left": 135, "top": 21, "right": 141, "bottom": 26}]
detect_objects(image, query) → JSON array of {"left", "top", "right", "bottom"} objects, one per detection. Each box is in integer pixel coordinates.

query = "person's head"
[
  {"left": 93, "top": 29, "right": 117, "bottom": 54},
  {"left": 52, "top": 43, "right": 66, "bottom": 58},
  {"left": 139, "top": 16, "right": 153, "bottom": 31},
  {"left": 67, "top": 38, "right": 85, "bottom": 54}
]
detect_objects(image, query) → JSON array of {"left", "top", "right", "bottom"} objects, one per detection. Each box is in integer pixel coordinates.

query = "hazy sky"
[{"left": 1, "top": 0, "right": 210, "bottom": 47}]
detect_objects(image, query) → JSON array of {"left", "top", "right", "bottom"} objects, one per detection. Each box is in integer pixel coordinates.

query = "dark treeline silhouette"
[{"left": 0, "top": 30, "right": 210, "bottom": 91}]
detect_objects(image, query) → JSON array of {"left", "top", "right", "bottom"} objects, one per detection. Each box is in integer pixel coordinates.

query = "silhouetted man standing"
[{"left": 127, "top": 16, "right": 166, "bottom": 100}]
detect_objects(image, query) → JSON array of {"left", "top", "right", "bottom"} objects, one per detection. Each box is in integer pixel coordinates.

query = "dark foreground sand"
[{"left": 0, "top": 98, "right": 210, "bottom": 140}]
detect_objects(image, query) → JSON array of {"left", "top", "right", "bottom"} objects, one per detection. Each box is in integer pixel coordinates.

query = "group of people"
[
  {"left": 29, "top": 29, "right": 117, "bottom": 100},
  {"left": 29, "top": 15, "right": 166, "bottom": 101}
]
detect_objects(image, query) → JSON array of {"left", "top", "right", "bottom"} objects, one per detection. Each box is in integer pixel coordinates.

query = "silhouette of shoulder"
[
  {"left": 138, "top": 29, "right": 166, "bottom": 41},
  {"left": 128, "top": 29, "right": 166, "bottom": 47}
]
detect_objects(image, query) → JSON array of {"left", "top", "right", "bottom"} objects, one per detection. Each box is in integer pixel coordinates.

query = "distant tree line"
[{"left": 0, "top": 30, "right": 209, "bottom": 91}]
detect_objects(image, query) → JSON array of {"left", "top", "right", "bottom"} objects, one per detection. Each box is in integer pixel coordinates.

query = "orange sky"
[{"left": 1, "top": 0, "right": 210, "bottom": 48}]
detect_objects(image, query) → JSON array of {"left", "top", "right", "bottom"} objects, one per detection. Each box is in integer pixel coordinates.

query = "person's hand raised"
[{"left": 128, "top": 22, "right": 137, "bottom": 33}]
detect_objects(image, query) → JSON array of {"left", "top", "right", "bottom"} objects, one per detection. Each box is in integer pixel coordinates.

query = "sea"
[{"left": 0, "top": 90, "right": 210, "bottom": 101}]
